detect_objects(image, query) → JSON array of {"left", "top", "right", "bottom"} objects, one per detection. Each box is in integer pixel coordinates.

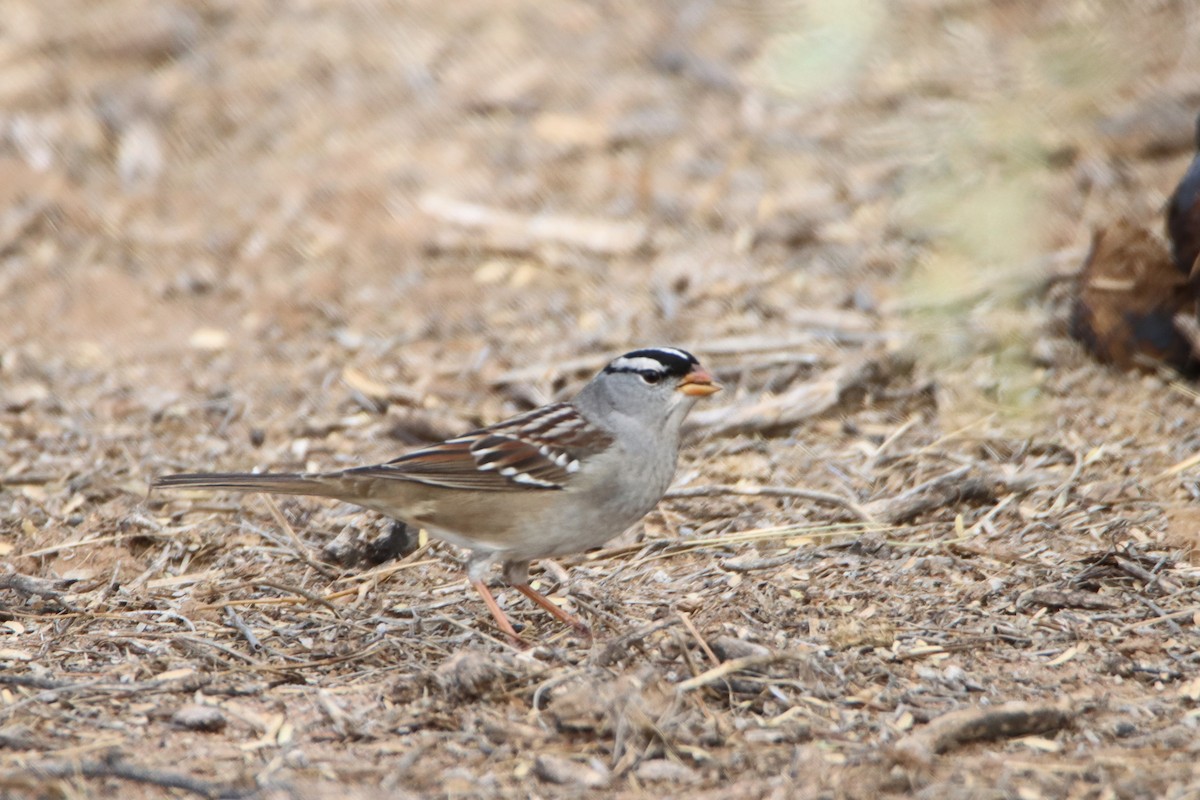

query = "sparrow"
[{"left": 154, "top": 347, "right": 721, "bottom": 644}]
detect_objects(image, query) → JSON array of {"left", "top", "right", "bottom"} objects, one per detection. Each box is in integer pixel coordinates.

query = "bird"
[
  {"left": 1167, "top": 111, "right": 1200, "bottom": 279},
  {"left": 1070, "top": 219, "right": 1200, "bottom": 378},
  {"left": 153, "top": 347, "right": 721, "bottom": 645}
]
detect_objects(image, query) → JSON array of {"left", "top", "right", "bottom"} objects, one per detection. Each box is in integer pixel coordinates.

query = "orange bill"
[{"left": 677, "top": 366, "right": 721, "bottom": 396}]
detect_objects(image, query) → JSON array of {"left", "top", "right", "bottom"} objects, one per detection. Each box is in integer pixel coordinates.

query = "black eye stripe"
[
  {"left": 603, "top": 347, "right": 698, "bottom": 378},
  {"left": 604, "top": 366, "right": 666, "bottom": 378}
]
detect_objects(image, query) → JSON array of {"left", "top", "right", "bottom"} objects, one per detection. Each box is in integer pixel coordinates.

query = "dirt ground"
[{"left": 4, "top": 1, "right": 1200, "bottom": 797}]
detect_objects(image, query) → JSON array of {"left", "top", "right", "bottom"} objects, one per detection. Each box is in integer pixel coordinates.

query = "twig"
[
  {"left": 0, "top": 673, "right": 69, "bottom": 690},
  {"left": 419, "top": 193, "right": 650, "bottom": 257},
  {"left": 863, "top": 466, "right": 1047, "bottom": 525},
  {"left": 580, "top": 522, "right": 882, "bottom": 566},
  {"left": 330, "top": 557, "right": 439, "bottom": 586},
  {"left": 22, "top": 754, "right": 254, "bottom": 799},
  {"left": 222, "top": 606, "right": 262, "bottom": 652},
  {"left": 279, "top": 641, "right": 391, "bottom": 671},
  {"left": 0, "top": 473, "right": 57, "bottom": 486},
  {"left": 1115, "top": 556, "right": 1179, "bottom": 594},
  {"left": 1132, "top": 594, "right": 1186, "bottom": 636},
  {"left": 863, "top": 415, "right": 922, "bottom": 473},
  {"left": 248, "top": 580, "right": 342, "bottom": 618},
  {"left": 1158, "top": 448, "right": 1200, "bottom": 479},
  {"left": 260, "top": 496, "right": 337, "bottom": 579},
  {"left": 0, "top": 727, "right": 44, "bottom": 749},
  {"left": 685, "top": 356, "right": 886, "bottom": 437},
  {"left": 428, "top": 614, "right": 524, "bottom": 651},
  {"left": 18, "top": 528, "right": 181, "bottom": 559},
  {"left": 0, "top": 677, "right": 210, "bottom": 726},
  {"left": 666, "top": 483, "right": 871, "bottom": 521},
  {"left": 694, "top": 327, "right": 883, "bottom": 353},
  {"left": 891, "top": 702, "right": 1073, "bottom": 765},
  {"left": 719, "top": 551, "right": 799, "bottom": 572},
  {"left": 1016, "top": 589, "right": 1120, "bottom": 611},
  {"left": 596, "top": 618, "right": 682, "bottom": 666},
  {"left": 0, "top": 571, "right": 76, "bottom": 610},
  {"left": 1047, "top": 450, "right": 1085, "bottom": 513},
  {"left": 125, "top": 543, "right": 177, "bottom": 591},
  {"left": 1117, "top": 605, "right": 1200, "bottom": 633},
  {"left": 676, "top": 611, "right": 720, "bottom": 667},
  {"left": 675, "top": 653, "right": 791, "bottom": 692},
  {"left": 172, "top": 635, "right": 262, "bottom": 667}
]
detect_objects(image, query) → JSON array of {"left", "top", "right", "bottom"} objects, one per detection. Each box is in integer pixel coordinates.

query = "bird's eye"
[{"left": 640, "top": 371, "right": 663, "bottom": 385}]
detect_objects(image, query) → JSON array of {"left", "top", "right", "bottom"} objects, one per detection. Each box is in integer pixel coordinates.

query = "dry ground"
[{"left": 4, "top": 1, "right": 1200, "bottom": 797}]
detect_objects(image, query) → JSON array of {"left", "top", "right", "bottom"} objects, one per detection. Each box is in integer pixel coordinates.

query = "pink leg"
[
  {"left": 470, "top": 579, "right": 527, "bottom": 647},
  {"left": 514, "top": 583, "right": 591, "bottom": 637}
]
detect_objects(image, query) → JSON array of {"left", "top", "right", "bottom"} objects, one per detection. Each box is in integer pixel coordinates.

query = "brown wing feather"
[{"left": 347, "top": 403, "right": 614, "bottom": 492}]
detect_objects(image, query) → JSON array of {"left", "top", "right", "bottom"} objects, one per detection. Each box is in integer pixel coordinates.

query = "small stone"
[
  {"left": 481, "top": 716, "right": 544, "bottom": 745},
  {"left": 117, "top": 118, "right": 164, "bottom": 189},
  {"left": 943, "top": 665, "right": 966, "bottom": 683},
  {"left": 435, "top": 649, "right": 513, "bottom": 701},
  {"left": 534, "top": 754, "right": 609, "bottom": 788},
  {"left": 171, "top": 704, "right": 226, "bottom": 733},
  {"left": 545, "top": 666, "right": 669, "bottom": 739},
  {"left": 743, "top": 727, "right": 788, "bottom": 744},
  {"left": 1, "top": 381, "right": 48, "bottom": 412},
  {"left": 710, "top": 635, "right": 772, "bottom": 661},
  {"left": 365, "top": 522, "right": 420, "bottom": 565},
  {"left": 187, "top": 328, "right": 231, "bottom": 351}
]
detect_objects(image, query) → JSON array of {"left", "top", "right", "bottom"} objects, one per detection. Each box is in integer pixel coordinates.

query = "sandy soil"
[{"left": 3, "top": 1, "right": 1200, "bottom": 797}]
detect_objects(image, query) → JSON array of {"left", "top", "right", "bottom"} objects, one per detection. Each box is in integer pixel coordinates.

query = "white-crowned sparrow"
[{"left": 153, "top": 347, "right": 720, "bottom": 644}]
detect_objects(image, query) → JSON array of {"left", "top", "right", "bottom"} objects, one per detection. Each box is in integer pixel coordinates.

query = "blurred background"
[{"left": 3, "top": 0, "right": 1197, "bottom": 436}]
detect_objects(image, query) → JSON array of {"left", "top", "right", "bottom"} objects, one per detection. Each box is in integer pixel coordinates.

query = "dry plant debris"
[
  {"left": 2, "top": 1, "right": 1200, "bottom": 798},
  {"left": 891, "top": 701, "right": 1074, "bottom": 765},
  {"left": 1069, "top": 219, "right": 1200, "bottom": 377}
]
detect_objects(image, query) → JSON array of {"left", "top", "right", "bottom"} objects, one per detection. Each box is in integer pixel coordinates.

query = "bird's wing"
[{"left": 347, "top": 403, "right": 614, "bottom": 491}]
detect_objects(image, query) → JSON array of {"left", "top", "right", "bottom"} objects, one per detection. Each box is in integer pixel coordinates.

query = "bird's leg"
[
  {"left": 469, "top": 579, "right": 527, "bottom": 648},
  {"left": 513, "top": 583, "right": 591, "bottom": 637},
  {"left": 501, "top": 559, "right": 592, "bottom": 637}
]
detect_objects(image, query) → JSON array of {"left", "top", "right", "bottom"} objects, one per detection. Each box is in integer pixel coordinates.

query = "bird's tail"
[{"left": 152, "top": 471, "right": 349, "bottom": 500}]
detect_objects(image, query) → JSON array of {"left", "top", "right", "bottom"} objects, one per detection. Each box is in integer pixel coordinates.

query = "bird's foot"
[{"left": 514, "top": 583, "right": 591, "bottom": 639}]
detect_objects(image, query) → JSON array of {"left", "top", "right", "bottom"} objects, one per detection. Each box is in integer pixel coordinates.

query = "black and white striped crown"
[{"left": 603, "top": 347, "right": 699, "bottom": 379}]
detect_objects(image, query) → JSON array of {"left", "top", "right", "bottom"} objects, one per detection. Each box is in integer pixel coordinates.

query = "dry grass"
[{"left": 3, "top": 0, "right": 1200, "bottom": 797}]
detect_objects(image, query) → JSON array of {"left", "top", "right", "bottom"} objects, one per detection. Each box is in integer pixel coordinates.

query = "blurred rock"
[
  {"left": 171, "top": 704, "right": 227, "bottom": 733},
  {"left": 116, "top": 118, "right": 164, "bottom": 189},
  {"left": 1166, "top": 111, "right": 1200, "bottom": 277},
  {"left": 1097, "top": 98, "right": 1199, "bottom": 158},
  {"left": 322, "top": 520, "right": 420, "bottom": 567},
  {"left": 1, "top": 381, "right": 48, "bottom": 412},
  {"left": 1069, "top": 219, "right": 1200, "bottom": 378},
  {"left": 709, "top": 635, "right": 772, "bottom": 662},
  {"left": 533, "top": 754, "right": 609, "bottom": 788},
  {"left": 59, "top": 5, "right": 199, "bottom": 62},
  {"left": 545, "top": 666, "right": 667, "bottom": 735},
  {"left": 435, "top": 649, "right": 528, "bottom": 702}
]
